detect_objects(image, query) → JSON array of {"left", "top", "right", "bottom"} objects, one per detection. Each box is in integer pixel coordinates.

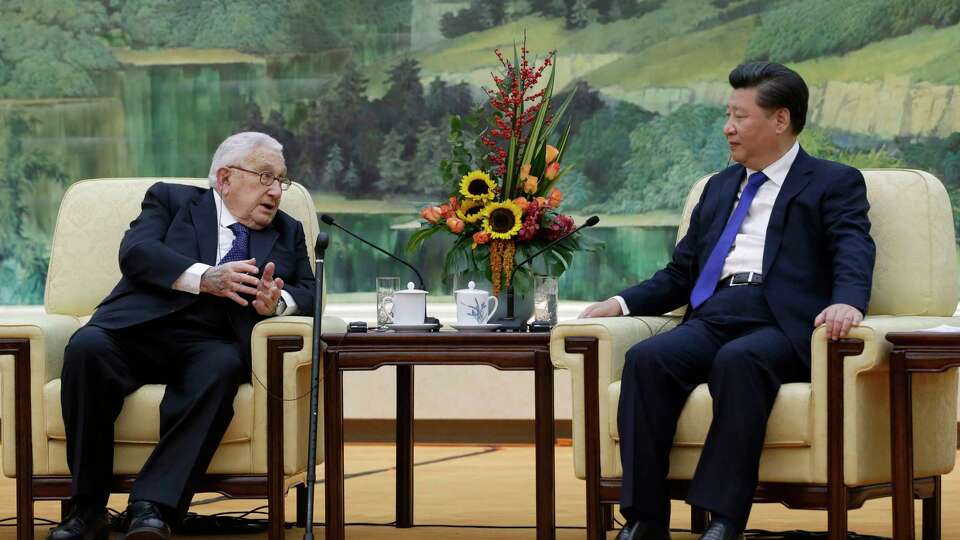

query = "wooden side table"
[
  {"left": 321, "top": 331, "right": 555, "bottom": 540},
  {"left": 886, "top": 332, "right": 960, "bottom": 540}
]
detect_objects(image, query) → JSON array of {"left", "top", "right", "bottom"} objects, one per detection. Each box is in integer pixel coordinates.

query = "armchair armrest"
[
  {"left": 248, "top": 315, "right": 345, "bottom": 475},
  {"left": 809, "top": 315, "right": 960, "bottom": 486},
  {"left": 550, "top": 315, "right": 679, "bottom": 479},
  {"left": 0, "top": 312, "right": 82, "bottom": 477}
]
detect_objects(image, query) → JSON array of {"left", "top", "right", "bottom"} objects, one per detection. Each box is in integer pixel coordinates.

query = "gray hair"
[{"left": 207, "top": 132, "right": 284, "bottom": 188}]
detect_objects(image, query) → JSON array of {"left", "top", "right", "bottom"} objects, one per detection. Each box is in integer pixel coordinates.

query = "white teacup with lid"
[
  {"left": 381, "top": 282, "right": 427, "bottom": 325},
  {"left": 454, "top": 281, "right": 499, "bottom": 325}
]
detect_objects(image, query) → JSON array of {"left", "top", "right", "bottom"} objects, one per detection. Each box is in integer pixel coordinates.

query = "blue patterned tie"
[
  {"left": 219, "top": 223, "right": 250, "bottom": 264},
  {"left": 689, "top": 171, "right": 768, "bottom": 309}
]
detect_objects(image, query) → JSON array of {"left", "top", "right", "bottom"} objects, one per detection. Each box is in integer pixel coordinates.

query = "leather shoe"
[
  {"left": 700, "top": 521, "right": 744, "bottom": 540},
  {"left": 615, "top": 520, "right": 671, "bottom": 540},
  {"left": 46, "top": 504, "right": 109, "bottom": 540},
  {"left": 121, "top": 500, "right": 170, "bottom": 540}
]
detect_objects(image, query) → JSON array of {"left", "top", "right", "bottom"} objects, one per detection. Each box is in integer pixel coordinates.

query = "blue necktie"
[
  {"left": 219, "top": 223, "right": 250, "bottom": 264},
  {"left": 689, "top": 171, "right": 768, "bottom": 309}
]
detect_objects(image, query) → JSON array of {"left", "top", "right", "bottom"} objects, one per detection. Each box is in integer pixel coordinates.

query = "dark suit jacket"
[
  {"left": 617, "top": 147, "right": 876, "bottom": 366},
  {"left": 89, "top": 182, "right": 316, "bottom": 356}
]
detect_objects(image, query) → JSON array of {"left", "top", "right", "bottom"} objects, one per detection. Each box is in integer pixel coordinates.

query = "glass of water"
[
  {"left": 533, "top": 275, "right": 558, "bottom": 326},
  {"left": 376, "top": 277, "right": 400, "bottom": 327}
]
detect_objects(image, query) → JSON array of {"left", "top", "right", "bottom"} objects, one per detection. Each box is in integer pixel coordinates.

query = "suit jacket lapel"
[
  {"left": 189, "top": 190, "right": 218, "bottom": 266},
  {"left": 762, "top": 147, "right": 816, "bottom": 275},
  {"left": 250, "top": 226, "right": 279, "bottom": 270}
]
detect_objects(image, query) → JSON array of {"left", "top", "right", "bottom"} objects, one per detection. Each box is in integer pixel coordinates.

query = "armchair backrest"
[
  {"left": 44, "top": 178, "right": 320, "bottom": 318},
  {"left": 678, "top": 169, "right": 958, "bottom": 317}
]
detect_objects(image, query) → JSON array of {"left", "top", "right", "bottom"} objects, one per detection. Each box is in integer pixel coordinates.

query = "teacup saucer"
[
  {"left": 450, "top": 323, "right": 501, "bottom": 332},
  {"left": 386, "top": 323, "right": 439, "bottom": 332}
]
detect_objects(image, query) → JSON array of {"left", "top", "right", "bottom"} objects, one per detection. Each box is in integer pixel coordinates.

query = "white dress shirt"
[
  {"left": 612, "top": 142, "right": 800, "bottom": 316},
  {"left": 171, "top": 190, "right": 297, "bottom": 316}
]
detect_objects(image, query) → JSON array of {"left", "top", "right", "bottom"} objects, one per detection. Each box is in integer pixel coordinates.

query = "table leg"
[
  {"left": 890, "top": 349, "right": 915, "bottom": 540},
  {"left": 323, "top": 352, "right": 345, "bottom": 540},
  {"left": 534, "top": 351, "right": 556, "bottom": 540},
  {"left": 397, "top": 365, "right": 414, "bottom": 528}
]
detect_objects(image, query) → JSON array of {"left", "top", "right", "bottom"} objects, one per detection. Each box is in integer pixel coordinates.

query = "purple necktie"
[
  {"left": 219, "top": 223, "right": 250, "bottom": 264},
  {"left": 689, "top": 171, "right": 768, "bottom": 309}
]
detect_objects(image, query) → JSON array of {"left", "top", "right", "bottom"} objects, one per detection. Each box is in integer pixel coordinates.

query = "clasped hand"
[{"left": 200, "top": 259, "right": 285, "bottom": 316}]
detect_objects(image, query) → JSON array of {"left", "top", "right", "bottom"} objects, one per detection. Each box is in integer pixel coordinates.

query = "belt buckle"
[{"left": 729, "top": 271, "right": 753, "bottom": 286}]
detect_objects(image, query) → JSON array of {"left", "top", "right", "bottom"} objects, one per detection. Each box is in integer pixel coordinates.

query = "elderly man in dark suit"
[
  {"left": 580, "top": 63, "right": 876, "bottom": 540},
  {"left": 48, "top": 132, "right": 315, "bottom": 540}
]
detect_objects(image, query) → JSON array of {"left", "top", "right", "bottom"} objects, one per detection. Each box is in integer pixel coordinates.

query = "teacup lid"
[
  {"left": 395, "top": 281, "right": 426, "bottom": 295},
  {"left": 454, "top": 280, "right": 488, "bottom": 295}
]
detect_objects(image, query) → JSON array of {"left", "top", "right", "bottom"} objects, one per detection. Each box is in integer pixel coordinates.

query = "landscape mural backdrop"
[{"left": 1, "top": 0, "right": 958, "bottom": 304}]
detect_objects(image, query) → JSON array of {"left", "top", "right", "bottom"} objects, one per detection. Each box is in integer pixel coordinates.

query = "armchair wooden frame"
[
  {"left": 563, "top": 335, "right": 942, "bottom": 540},
  {"left": 3, "top": 335, "right": 310, "bottom": 540}
]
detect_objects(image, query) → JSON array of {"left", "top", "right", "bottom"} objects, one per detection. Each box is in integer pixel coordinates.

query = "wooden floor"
[{"left": 6, "top": 444, "right": 958, "bottom": 539}]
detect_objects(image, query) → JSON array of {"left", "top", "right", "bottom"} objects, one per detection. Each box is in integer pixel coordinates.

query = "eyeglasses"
[{"left": 227, "top": 166, "right": 292, "bottom": 191}]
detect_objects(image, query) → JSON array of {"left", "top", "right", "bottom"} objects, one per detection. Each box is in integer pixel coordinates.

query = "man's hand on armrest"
[
  {"left": 814, "top": 303, "right": 863, "bottom": 341},
  {"left": 579, "top": 298, "right": 624, "bottom": 318}
]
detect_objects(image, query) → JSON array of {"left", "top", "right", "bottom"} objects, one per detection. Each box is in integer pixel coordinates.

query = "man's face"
[
  {"left": 217, "top": 146, "right": 286, "bottom": 230},
  {"left": 723, "top": 87, "right": 790, "bottom": 170}
]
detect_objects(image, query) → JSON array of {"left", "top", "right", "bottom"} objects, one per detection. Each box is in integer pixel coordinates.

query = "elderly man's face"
[{"left": 217, "top": 146, "right": 286, "bottom": 230}]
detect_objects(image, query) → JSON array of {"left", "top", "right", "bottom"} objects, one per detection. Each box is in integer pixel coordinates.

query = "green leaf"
[
  {"left": 405, "top": 225, "right": 444, "bottom": 255},
  {"left": 539, "top": 84, "right": 577, "bottom": 148},
  {"left": 520, "top": 63, "right": 556, "bottom": 170}
]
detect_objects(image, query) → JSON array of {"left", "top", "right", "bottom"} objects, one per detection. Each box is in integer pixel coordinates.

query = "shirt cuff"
[
  {"left": 612, "top": 296, "right": 629, "bottom": 316},
  {"left": 276, "top": 290, "right": 298, "bottom": 316},
  {"left": 172, "top": 263, "right": 211, "bottom": 295}
]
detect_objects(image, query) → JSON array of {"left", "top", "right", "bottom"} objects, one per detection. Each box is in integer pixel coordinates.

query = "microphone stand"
[
  {"left": 303, "top": 232, "right": 328, "bottom": 540},
  {"left": 496, "top": 216, "right": 600, "bottom": 332}
]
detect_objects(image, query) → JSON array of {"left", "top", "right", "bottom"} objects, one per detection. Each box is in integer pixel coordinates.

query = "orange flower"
[
  {"left": 440, "top": 204, "right": 455, "bottom": 219},
  {"left": 549, "top": 188, "right": 563, "bottom": 207},
  {"left": 512, "top": 197, "right": 529, "bottom": 211},
  {"left": 536, "top": 196, "right": 549, "bottom": 208},
  {"left": 520, "top": 163, "right": 532, "bottom": 178},
  {"left": 420, "top": 206, "right": 442, "bottom": 223},
  {"left": 544, "top": 161, "right": 560, "bottom": 181},
  {"left": 472, "top": 230, "right": 491, "bottom": 249},
  {"left": 446, "top": 217, "right": 465, "bottom": 234},
  {"left": 545, "top": 145, "right": 559, "bottom": 165},
  {"left": 523, "top": 175, "right": 539, "bottom": 194},
  {"left": 449, "top": 196, "right": 460, "bottom": 210}
]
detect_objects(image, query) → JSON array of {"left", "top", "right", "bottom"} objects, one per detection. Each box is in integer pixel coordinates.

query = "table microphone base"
[{"left": 493, "top": 317, "right": 527, "bottom": 332}]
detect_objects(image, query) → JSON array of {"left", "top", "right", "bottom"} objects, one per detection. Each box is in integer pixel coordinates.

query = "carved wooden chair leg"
[
  {"left": 922, "top": 476, "right": 942, "bottom": 540},
  {"left": 602, "top": 503, "right": 615, "bottom": 531}
]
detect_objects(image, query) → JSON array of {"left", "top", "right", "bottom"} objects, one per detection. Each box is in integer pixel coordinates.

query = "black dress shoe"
[
  {"left": 46, "top": 504, "right": 109, "bottom": 540},
  {"left": 122, "top": 500, "right": 171, "bottom": 540},
  {"left": 615, "top": 520, "right": 671, "bottom": 540},
  {"left": 700, "top": 521, "right": 744, "bottom": 540}
]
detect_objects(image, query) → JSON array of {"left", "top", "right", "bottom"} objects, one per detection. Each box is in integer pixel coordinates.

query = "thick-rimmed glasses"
[{"left": 227, "top": 166, "right": 292, "bottom": 191}]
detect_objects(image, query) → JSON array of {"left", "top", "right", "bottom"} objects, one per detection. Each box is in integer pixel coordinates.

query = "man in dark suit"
[
  {"left": 579, "top": 63, "right": 875, "bottom": 540},
  {"left": 48, "top": 132, "right": 315, "bottom": 540}
]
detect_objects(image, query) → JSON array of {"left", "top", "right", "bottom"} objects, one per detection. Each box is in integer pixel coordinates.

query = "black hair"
[{"left": 729, "top": 62, "right": 808, "bottom": 134}]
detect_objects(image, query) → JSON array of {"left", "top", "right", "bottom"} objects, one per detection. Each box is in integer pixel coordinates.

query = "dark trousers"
[
  {"left": 617, "top": 285, "right": 807, "bottom": 529},
  {"left": 60, "top": 298, "right": 248, "bottom": 515}
]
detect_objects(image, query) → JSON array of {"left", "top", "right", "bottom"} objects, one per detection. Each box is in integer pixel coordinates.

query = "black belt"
[{"left": 717, "top": 272, "right": 763, "bottom": 288}]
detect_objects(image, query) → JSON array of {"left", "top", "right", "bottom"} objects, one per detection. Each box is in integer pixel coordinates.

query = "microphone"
[
  {"left": 320, "top": 213, "right": 426, "bottom": 290},
  {"left": 499, "top": 215, "right": 600, "bottom": 330},
  {"left": 304, "top": 232, "right": 328, "bottom": 540}
]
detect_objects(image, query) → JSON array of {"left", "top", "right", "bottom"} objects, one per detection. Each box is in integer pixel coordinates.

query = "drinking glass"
[
  {"left": 533, "top": 275, "right": 558, "bottom": 326},
  {"left": 376, "top": 277, "right": 400, "bottom": 327}
]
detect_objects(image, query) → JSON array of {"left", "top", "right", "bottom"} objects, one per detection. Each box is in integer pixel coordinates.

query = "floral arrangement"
[{"left": 406, "top": 40, "right": 595, "bottom": 296}]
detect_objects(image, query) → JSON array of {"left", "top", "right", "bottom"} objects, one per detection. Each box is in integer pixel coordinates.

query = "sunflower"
[
  {"left": 482, "top": 200, "right": 523, "bottom": 240},
  {"left": 456, "top": 198, "right": 486, "bottom": 223},
  {"left": 459, "top": 170, "right": 496, "bottom": 200}
]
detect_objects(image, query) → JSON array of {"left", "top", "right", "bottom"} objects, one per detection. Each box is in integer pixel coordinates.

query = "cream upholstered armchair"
[
  {"left": 0, "top": 178, "right": 344, "bottom": 540},
  {"left": 551, "top": 169, "right": 959, "bottom": 540}
]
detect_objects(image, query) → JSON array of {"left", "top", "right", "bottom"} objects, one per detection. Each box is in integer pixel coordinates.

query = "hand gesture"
[
  {"left": 199, "top": 258, "right": 259, "bottom": 306},
  {"left": 252, "top": 262, "right": 285, "bottom": 316}
]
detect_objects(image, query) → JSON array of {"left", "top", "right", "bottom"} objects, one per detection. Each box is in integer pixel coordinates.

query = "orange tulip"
[
  {"left": 549, "top": 188, "right": 563, "bottom": 207},
  {"left": 544, "top": 161, "right": 560, "bottom": 181},
  {"left": 545, "top": 145, "right": 559, "bottom": 165},
  {"left": 447, "top": 217, "right": 465, "bottom": 234},
  {"left": 520, "top": 163, "right": 532, "bottom": 179},
  {"left": 523, "top": 175, "right": 539, "bottom": 194},
  {"left": 472, "top": 231, "right": 491, "bottom": 248},
  {"left": 512, "top": 197, "right": 529, "bottom": 211},
  {"left": 440, "top": 204, "right": 455, "bottom": 219},
  {"left": 449, "top": 196, "right": 460, "bottom": 210},
  {"left": 536, "top": 196, "right": 549, "bottom": 208},
  {"left": 420, "top": 206, "right": 442, "bottom": 223}
]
